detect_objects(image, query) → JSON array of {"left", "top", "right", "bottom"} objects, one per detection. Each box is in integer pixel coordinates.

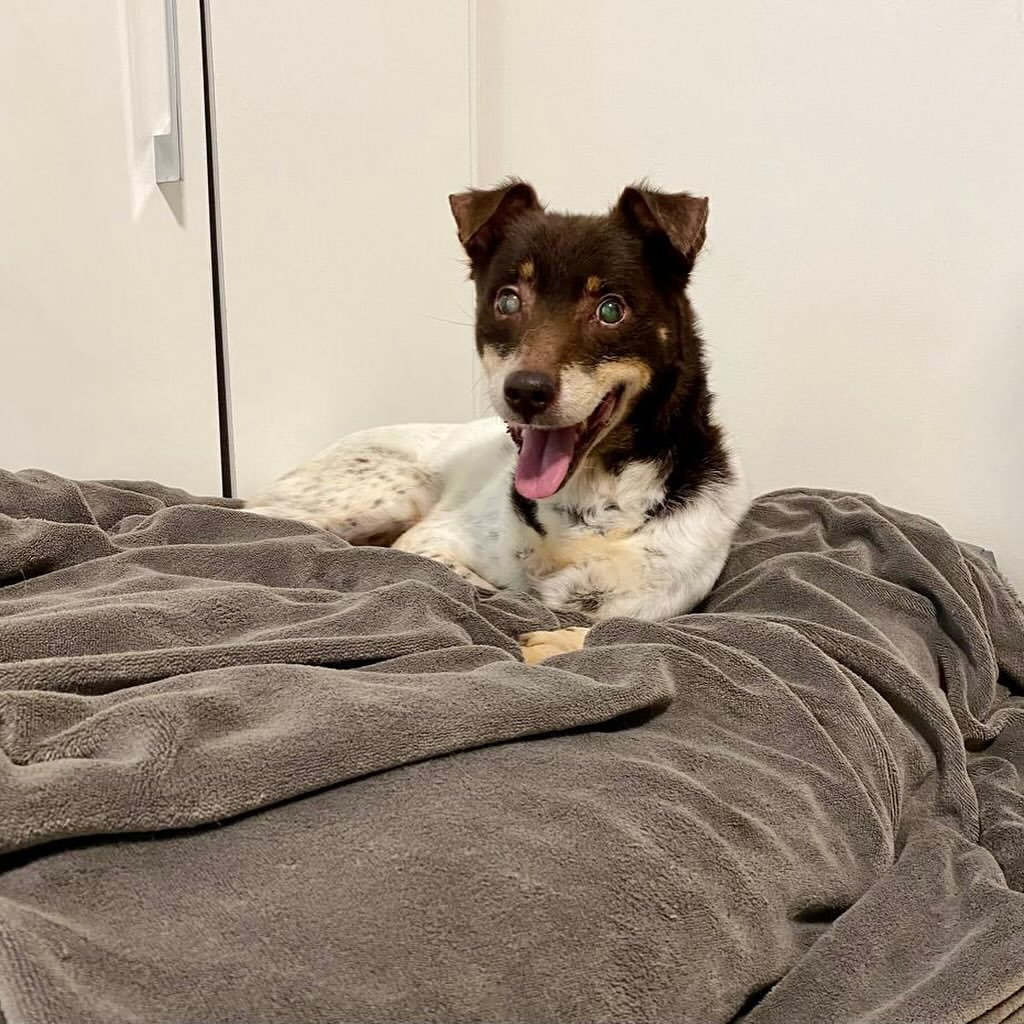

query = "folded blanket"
[{"left": 0, "top": 468, "right": 1022, "bottom": 1024}]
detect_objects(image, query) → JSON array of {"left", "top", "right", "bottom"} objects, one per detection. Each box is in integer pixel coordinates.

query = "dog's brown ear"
[
  {"left": 449, "top": 180, "right": 540, "bottom": 275},
  {"left": 615, "top": 186, "right": 709, "bottom": 270}
]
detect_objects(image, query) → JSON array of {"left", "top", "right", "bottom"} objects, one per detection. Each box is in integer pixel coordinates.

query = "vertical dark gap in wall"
[{"left": 199, "top": 0, "right": 235, "bottom": 497}]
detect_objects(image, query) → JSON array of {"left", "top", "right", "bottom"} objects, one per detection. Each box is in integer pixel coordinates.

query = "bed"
[{"left": 1, "top": 467, "right": 1022, "bottom": 1023}]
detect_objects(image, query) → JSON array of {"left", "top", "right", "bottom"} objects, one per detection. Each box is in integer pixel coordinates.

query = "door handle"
[{"left": 153, "top": 0, "right": 182, "bottom": 183}]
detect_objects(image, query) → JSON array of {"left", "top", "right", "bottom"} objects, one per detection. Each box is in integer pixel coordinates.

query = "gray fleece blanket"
[{"left": 1, "top": 468, "right": 1023, "bottom": 1024}]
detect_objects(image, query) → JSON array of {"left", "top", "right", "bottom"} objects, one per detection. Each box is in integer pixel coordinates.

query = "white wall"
[{"left": 475, "top": 0, "right": 1024, "bottom": 584}]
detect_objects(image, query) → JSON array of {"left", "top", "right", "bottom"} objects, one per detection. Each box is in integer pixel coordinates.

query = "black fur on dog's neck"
[
  {"left": 511, "top": 295, "right": 730, "bottom": 531},
  {"left": 511, "top": 486, "right": 548, "bottom": 536},
  {"left": 597, "top": 295, "right": 731, "bottom": 514}
]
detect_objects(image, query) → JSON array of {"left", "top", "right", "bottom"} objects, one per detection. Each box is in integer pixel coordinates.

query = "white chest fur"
[
  {"left": 250, "top": 416, "right": 747, "bottom": 622},
  {"left": 415, "top": 419, "right": 747, "bottom": 621}
]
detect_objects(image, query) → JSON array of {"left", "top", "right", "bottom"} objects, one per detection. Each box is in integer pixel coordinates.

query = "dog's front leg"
[
  {"left": 535, "top": 544, "right": 724, "bottom": 623},
  {"left": 391, "top": 522, "right": 497, "bottom": 590},
  {"left": 532, "top": 544, "right": 647, "bottom": 621}
]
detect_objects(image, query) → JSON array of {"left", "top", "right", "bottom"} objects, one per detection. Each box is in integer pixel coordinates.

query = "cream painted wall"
[{"left": 475, "top": 0, "right": 1024, "bottom": 583}]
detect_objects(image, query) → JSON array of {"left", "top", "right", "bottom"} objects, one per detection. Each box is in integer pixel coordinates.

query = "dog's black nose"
[{"left": 503, "top": 371, "right": 557, "bottom": 418}]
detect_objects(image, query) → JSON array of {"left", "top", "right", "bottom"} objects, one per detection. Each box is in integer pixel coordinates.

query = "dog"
[{"left": 246, "top": 181, "right": 748, "bottom": 663}]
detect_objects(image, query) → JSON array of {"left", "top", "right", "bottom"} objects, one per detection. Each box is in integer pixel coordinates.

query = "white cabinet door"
[
  {"left": 0, "top": 1, "right": 222, "bottom": 494},
  {"left": 208, "top": 0, "right": 476, "bottom": 496}
]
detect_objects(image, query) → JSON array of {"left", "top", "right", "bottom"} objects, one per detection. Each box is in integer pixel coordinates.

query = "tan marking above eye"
[
  {"left": 519, "top": 259, "right": 535, "bottom": 281},
  {"left": 657, "top": 325, "right": 670, "bottom": 341},
  {"left": 585, "top": 275, "right": 602, "bottom": 295}
]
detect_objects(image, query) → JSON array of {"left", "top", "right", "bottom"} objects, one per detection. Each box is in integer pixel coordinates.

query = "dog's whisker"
[
  {"left": 469, "top": 372, "right": 488, "bottom": 400},
  {"left": 424, "top": 315, "right": 474, "bottom": 328}
]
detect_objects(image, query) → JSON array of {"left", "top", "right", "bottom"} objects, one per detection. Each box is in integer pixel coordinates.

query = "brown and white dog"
[{"left": 246, "top": 181, "right": 748, "bottom": 662}]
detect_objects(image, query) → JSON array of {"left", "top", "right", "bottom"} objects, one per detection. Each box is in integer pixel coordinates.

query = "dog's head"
[{"left": 449, "top": 180, "right": 708, "bottom": 500}]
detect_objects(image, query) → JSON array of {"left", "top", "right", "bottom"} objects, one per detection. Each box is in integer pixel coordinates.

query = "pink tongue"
[{"left": 514, "top": 426, "right": 577, "bottom": 499}]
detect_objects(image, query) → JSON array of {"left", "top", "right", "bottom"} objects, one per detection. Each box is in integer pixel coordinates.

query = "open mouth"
[{"left": 506, "top": 387, "right": 623, "bottom": 500}]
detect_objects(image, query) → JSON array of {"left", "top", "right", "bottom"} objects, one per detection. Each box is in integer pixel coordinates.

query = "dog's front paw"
[{"left": 518, "top": 627, "right": 590, "bottom": 665}]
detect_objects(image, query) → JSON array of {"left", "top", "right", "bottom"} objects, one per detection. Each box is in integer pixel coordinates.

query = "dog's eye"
[
  {"left": 495, "top": 288, "right": 522, "bottom": 316},
  {"left": 597, "top": 296, "right": 626, "bottom": 325}
]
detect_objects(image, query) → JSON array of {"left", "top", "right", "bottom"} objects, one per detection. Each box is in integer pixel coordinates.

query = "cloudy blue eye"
[
  {"left": 495, "top": 288, "right": 521, "bottom": 316},
  {"left": 597, "top": 296, "right": 626, "bottom": 325}
]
